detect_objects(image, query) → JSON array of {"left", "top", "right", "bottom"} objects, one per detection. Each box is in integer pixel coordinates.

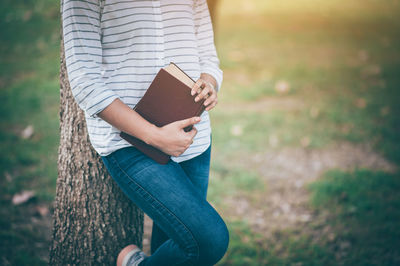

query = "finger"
[
  {"left": 205, "top": 103, "right": 215, "bottom": 111},
  {"left": 191, "top": 79, "right": 205, "bottom": 96},
  {"left": 205, "top": 100, "right": 218, "bottom": 111},
  {"left": 178, "top": 116, "right": 201, "bottom": 129},
  {"left": 195, "top": 86, "right": 211, "bottom": 102},
  {"left": 203, "top": 93, "right": 217, "bottom": 106}
]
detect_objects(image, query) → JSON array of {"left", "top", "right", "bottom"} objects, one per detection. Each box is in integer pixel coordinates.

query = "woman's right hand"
[{"left": 150, "top": 116, "right": 201, "bottom": 157}]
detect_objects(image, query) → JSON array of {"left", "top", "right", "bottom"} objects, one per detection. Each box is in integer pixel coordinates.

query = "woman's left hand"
[{"left": 191, "top": 74, "right": 218, "bottom": 111}]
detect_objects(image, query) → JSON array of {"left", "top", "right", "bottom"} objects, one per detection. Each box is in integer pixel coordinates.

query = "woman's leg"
[
  {"left": 151, "top": 144, "right": 212, "bottom": 254},
  {"left": 101, "top": 146, "right": 229, "bottom": 266},
  {"left": 179, "top": 144, "right": 211, "bottom": 201}
]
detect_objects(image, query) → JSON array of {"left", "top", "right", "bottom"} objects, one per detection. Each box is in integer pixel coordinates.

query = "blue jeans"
[{"left": 101, "top": 141, "right": 229, "bottom": 266}]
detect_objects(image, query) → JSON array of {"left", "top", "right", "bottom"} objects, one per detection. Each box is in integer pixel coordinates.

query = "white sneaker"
[{"left": 118, "top": 245, "right": 147, "bottom": 266}]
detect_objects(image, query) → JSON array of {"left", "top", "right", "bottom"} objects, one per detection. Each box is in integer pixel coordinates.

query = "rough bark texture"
[{"left": 49, "top": 12, "right": 143, "bottom": 265}]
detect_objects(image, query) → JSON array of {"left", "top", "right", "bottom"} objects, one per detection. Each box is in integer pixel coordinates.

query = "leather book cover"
[{"left": 120, "top": 63, "right": 206, "bottom": 164}]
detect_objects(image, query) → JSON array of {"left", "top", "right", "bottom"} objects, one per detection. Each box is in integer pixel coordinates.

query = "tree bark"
[
  {"left": 207, "top": 0, "right": 219, "bottom": 32},
  {"left": 49, "top": 6, "right": 143, "bottom": 265}
]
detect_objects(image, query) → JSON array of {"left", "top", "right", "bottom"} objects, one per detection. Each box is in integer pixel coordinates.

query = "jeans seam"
[{"left": 109, "top": 155, "right": 200, "bottom": 262}]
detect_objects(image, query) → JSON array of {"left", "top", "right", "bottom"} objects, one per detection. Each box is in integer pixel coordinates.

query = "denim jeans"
[{"left": 101, "top": 140, "right": 229, "bottom": 266}]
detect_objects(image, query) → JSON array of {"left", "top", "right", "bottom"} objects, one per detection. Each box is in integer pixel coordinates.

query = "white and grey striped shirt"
[{"left": 61, "top": 0, "right": 222, "bottom": 162}]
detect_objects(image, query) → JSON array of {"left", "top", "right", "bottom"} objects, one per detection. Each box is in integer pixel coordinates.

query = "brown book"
[{"left": 120, "top": 62, "right": 206, "bottom": 164}]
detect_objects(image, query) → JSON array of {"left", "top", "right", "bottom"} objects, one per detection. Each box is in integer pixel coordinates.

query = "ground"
[{"left": 142, "top": 141, "right": 397, "bottom": 255}]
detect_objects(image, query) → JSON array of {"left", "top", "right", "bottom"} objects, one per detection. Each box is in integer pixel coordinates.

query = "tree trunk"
[
  {"left": 207, "top": 0, "right": 219, "bottom": 32},
  {"left": 49, "top": 8, "right": 144, "bottom": 265}
]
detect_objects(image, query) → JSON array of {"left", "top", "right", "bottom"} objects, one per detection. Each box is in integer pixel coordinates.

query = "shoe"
[{"left": 117, "top": 244, "right": 147, "bottom": 266}]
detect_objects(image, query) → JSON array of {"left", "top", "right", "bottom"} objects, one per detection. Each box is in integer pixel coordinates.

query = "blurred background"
[{"left": 1, "top": 0, "right": 399, "bottom": 265}]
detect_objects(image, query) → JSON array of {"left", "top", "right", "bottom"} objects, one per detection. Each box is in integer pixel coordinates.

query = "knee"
[{"left": 196, "top": 218, "right": 230, "bottom": 265}]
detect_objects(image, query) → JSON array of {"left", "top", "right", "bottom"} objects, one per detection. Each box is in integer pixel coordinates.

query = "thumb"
[{"left": 178, "top": 116, "right": 201, "bottom": 129}]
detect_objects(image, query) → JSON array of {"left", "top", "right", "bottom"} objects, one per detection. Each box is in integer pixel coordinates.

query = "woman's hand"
[
  {"left": 191, "top": 74, "right": 218, "bottom": 111},
  {"left": 97, "top": 99, "right": 199, "bottom": 157},
  {"left": 150, "top": 117, "right": 201, "bottom": 157}
]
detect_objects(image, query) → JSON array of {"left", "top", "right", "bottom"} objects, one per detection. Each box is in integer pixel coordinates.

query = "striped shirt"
[{"left": 61, "top": 0, "right": 223, "bottom": 162}]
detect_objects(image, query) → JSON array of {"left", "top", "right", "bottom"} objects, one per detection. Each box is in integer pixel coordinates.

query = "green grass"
[
  {"left": 214, "top": 0, "right": 400, "bottom": 163},
  {"left": 0, "top": 0, "right": 60, "bottom": 197},
  {"left": 0, "top": 1, "right": 60, "bottom": 265},
  {"left": 310, "top": 170, "right": 400, "bottom": 265},
  {"left": 208, "top": 161, "right": 266, "bottom": 204},
  {"left": 209, "top": 0, "right": 400, "bottom": 264},
  {"left": 216, "top": 170, "right": 400, "bottom": 266},
  {"left": 218, "top": 220, "right": 335, "bottom": 265}
]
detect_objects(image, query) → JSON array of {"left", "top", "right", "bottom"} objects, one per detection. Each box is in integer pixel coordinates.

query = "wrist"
[
  {"left": 144, "top": 123, "right": 162, "bottom": 146},
  {"left": 204, "top": 80, "right": 215, "bottom": 92}
]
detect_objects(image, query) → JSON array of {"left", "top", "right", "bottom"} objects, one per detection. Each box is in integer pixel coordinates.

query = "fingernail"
[{"left": 195, "top": 97, "right": 199, "bottom": 102}]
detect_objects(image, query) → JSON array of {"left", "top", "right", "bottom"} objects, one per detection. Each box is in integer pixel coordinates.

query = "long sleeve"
[
  {"left": 193, "top": 0, "right": 223, "bottom": 92},
  {"left": 62, "top": 0, "right": 119, "bottom": 118}
]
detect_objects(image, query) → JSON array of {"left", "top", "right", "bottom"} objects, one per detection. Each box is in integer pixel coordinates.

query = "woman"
[{"left": 62, "top": 0, "right": 229, "bottom": 265}]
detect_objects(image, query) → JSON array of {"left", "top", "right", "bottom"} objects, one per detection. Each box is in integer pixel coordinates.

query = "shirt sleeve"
[
  {"left": 193, "top": 0, "right": 223, "bottom": 92},
  {"left": 62, "top": 0, "right": 120, "bottom": 118}
]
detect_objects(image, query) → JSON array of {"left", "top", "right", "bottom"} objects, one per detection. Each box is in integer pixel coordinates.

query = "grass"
[
  {"left": 216, "top": 170, "right": 400, "bottom": 266},
  {"left": 213, "top": 0, "right": 400, "bottom": 163},
  {"left": 1, "top": 0, "right": 399, "bottom": 265},
  {"left": 310, "top": 170, "right": 400, "bottom": 265},
  {"left": 0, "top": 1, "right": 60, "bottom": 264},
  {"left": 208, "top": 161, "right": 266, "bottom": 204},
  {"left": 218, "top": 218, "right": 335, "bottom": 265},
  {"left": 210, "top": 0, "right": 400, "bottom": 265},
  {"left": 0, "top": 0, "right": 60, "bottom": 201}
]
